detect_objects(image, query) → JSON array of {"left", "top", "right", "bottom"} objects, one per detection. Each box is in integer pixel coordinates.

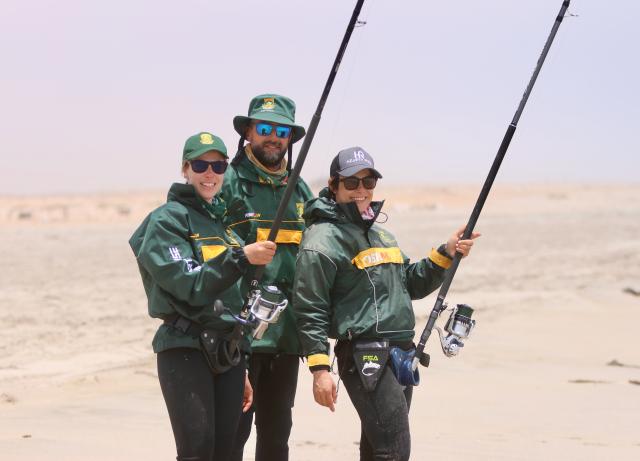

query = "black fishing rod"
[
  {"left": 254, "top": 0, "right": 365, "bottom": 283},
  {"left": 221, "top": 0, "right": 367, "bottom": 359},
  {"left": 399, "top": 0, "right": 572, "bottom": 382}
]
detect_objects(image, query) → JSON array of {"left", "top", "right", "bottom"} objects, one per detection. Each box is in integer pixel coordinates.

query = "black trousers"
[
  {"left": 337, "top": 343, "right": 413, "bottom": 461},
  {"left": 157, "top": 347, "right": 246, "bottom": 461},
  {"left": 230, "top": 352, "right": 300, "bottom": 461}
]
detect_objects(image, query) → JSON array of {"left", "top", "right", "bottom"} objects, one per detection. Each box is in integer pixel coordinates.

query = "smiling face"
[
  {"left": 330, "top": 168, "right": 376, "bottom": 214},
  {"left": 182, "top": 150, "right": 226, "bottom": 203},
  {"left": 245, "top": 121, "right": 292, "bottom": 170}
]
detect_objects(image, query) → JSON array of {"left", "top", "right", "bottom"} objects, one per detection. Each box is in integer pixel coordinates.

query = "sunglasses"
[
  {"left": 190, "top": 159, "right": 228, "bottom": 174},
  {"left": 340, "top": 176, "right": 378, "bottom": 191},
  {"left": 254, "top": 122, "right": 292, "bottom": 138}
]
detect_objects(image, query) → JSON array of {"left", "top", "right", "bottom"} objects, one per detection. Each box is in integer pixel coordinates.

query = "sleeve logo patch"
[{"left": 169, "top": 246, "right": 182, "bottom": 261}]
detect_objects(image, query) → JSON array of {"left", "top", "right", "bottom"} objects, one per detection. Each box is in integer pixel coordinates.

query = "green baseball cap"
[
  {"left": 182, "top": 132, "right": 228, "bottom": 163},
  {"left": 233, "top": 94, "right": 306, "bottom": 143}
]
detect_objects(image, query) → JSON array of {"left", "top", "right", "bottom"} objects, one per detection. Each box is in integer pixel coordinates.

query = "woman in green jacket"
[
  {"left": 129, "top": 132, "right": 276, "bottom": 461},
  {"left": 293, "top": 147, "right": 479, "bottom": 461}
]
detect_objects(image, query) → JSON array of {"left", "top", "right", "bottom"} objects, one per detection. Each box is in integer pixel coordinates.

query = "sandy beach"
[{"left": 1, "top": 183, "right": 639, "bottom": 460}]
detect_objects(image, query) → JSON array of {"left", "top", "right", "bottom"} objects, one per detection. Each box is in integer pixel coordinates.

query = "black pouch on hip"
[
  {"left": 352, "top": 339, "right": 390, "bottom": 392},
  {"left": 199, "top": 329, "right": 241, "bottom": 375}
]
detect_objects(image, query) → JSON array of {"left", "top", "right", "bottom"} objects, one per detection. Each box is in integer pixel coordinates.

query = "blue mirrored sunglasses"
[
  {"left": 190, "top": 159, "right": 228, "bottom": 174},
  {"left": 254, "top": 122, "right": 292, "bottom": 139}
]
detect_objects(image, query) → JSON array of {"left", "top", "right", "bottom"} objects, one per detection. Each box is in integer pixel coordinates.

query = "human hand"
[
  {"left": 312, "top": 370, "right": 337, "bottom": 412},
  {"left": 242, "top": 373, "right": 253, "bottom": 413},
  {"left": 243, "top": 241, "right": 277, "bottom": 265},
  {"left": 445, "top": 225, "right": 481, "bottom": 258}
]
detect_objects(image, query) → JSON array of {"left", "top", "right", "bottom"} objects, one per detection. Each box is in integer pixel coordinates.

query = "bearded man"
[{"left": 222, "top": 94, "right": 313, "bottom": 461}]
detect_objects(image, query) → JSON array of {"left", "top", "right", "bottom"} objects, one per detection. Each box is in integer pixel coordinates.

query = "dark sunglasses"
[
  {"left": 340, "top": 175, "right": 378, "bottom": 191},
  {"left": 190, "top": 159, "right": 228, "bottom": 174},
  {"left": 254, "top": 122, "right": 292, "bottom": 138}
]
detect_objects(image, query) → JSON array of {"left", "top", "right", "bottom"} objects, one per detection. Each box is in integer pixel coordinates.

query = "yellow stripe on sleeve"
[
  {"left": 429, "top": 247, "right": 452, "bottom": 269},
  {"left": 307, "top": 354, "right": 330, "bottom": 368},
  {"left": 201, "top": 245, "right": 227, "bottom": 261},
  {"left": 256, "top": 228, "right": 303, "bottom": 245}
]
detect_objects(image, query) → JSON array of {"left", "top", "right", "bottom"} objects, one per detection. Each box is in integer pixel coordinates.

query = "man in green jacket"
[{"left": 223, "top": 94, "right": 313, "bottom": 461}]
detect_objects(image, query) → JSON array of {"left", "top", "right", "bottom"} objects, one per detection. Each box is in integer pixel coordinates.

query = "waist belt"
[
  {"left": 163, "top": 313, "right": 204, "bottom": 337},
  {"left": 336, "top": 338, "right": 414, "bottom": 350}
]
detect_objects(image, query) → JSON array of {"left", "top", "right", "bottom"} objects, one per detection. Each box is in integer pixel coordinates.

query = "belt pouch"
[{"left": 352, "top": 339, "right": 390, "bottom": 392}]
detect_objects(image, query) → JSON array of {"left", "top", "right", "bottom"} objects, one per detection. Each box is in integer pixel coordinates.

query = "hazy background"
[{"left": 1, "top": 0, "right": 638, "bottom": 195}]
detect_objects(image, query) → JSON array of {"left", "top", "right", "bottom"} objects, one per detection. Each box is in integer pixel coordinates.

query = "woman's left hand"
[
  {"left": 242, "top": 373, "right": 253, "bottom": 413},
  {"left": 446, "top": 225, "right": 481, "bottom": 258}
]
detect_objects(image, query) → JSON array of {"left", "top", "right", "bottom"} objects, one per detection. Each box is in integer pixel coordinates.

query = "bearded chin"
[{"left": 253, "top": 145, "right": 286, "bottom": 168}]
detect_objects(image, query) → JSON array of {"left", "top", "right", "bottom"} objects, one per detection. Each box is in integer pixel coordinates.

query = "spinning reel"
[
  {"left": 435, "top": 303, "right": 476, "bottom": 357},
  {"left": 214, "top": 285, "right": 288, "bottom": 339},
  {"left": 243, "top": 285, "right": 288, "bottom": 339},
  {"left": 394, "top": 302, "right": 476, "bottom": 386}
]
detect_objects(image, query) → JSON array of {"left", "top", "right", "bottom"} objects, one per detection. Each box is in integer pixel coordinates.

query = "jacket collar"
[
  {"left": 305, "top": 187, "right": 384, "bottom": 230},
  {"left": 167, "top": 183, "right": 225, "bottom": 220},
  {"left": 234, "top": 151, "right": 289, "bottom": 187}
]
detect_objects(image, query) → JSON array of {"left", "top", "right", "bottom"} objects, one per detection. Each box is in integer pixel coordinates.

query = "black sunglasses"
[
  {"left": 340, "top": 176, "right": 377, "bottom": 191},
  {"left": 190, "top": 159, "right": 228, "bottom": 174}
]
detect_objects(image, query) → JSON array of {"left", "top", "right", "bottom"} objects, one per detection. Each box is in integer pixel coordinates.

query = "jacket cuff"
[
  {"left": 231, "top": 247, "right": 249, "bottom": 272},
  {"left": 429, "top": 245, "right": 452, "bottom": 269},
  {"left": 308, "top": 353, "right": 330, "bottom": 372}
]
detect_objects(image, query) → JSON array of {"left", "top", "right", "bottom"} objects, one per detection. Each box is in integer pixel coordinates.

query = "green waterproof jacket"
[
  {"left": 129, "top": 183, "right": 249, "bottom": 353},
  {"left": 221, "top": 153, "right": 314, "bottom": 355},
  {"left": 292, "top": 188, "right": 453, "bottom": 370}
]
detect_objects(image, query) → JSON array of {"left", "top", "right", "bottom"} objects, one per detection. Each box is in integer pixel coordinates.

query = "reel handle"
[
  {"left": 211, "top": 299, "right": 259, "bottom": 328},
  {"left": 212, "top": 299, "right": 225, "bottom": 317}
]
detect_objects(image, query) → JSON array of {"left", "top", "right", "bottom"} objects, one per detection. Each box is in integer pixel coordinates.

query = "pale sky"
[{"left": 1, "top": 0, "right": 638, "bottom": 195}]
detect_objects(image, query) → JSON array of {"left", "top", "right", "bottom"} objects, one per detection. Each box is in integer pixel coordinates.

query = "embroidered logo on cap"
[
  {"left": 200, "top": 133, "right": 214, "bottom": 144},
  {"left": 345, "top": 149, "right": 372, "bottom": 165},
  {"left": 261, "top": 97, "right": 275, "bottom": 110}
]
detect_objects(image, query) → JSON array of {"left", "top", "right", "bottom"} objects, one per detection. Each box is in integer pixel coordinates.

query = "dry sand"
[{"left": 1, "top": 183, "right": 639, "bottom": 460}]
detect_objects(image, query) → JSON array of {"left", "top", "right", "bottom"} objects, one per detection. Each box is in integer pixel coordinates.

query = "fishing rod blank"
[
  {"left": 409, "top": 0, "right": 572, "bottom": 374},
  {"left": 223, "top": 0, "right": 367, "bottom": 358},
  {"left": 252, "top": 0, "right": 366, "bottom": 286}
]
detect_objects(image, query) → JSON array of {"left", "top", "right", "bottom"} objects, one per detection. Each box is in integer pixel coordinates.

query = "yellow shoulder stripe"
[
  {"left": 201, "top": 245, "right": 227, "bottom": 261},
  {"left": 307, "top": 354, "right": 330, "bottom": 368},
  {"left": 351, "top": 247, "right": 404, "bottom": 269},
  {"left": 429, "top": 247, "right": 452, "bottom": 269},
  {"left": 256, "top": 228, "right": 303, "bottom": 245}
]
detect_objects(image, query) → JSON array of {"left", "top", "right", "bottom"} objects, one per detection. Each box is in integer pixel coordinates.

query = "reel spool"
[
  {"left": 212, "top": 285, "right": 288, "bottom": 339},
  {"left": 245, "top": 285, "right": 288, "bottom": 339},
  {"left": 435, "top": 303, "right": 475, "bottom": 357}
]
